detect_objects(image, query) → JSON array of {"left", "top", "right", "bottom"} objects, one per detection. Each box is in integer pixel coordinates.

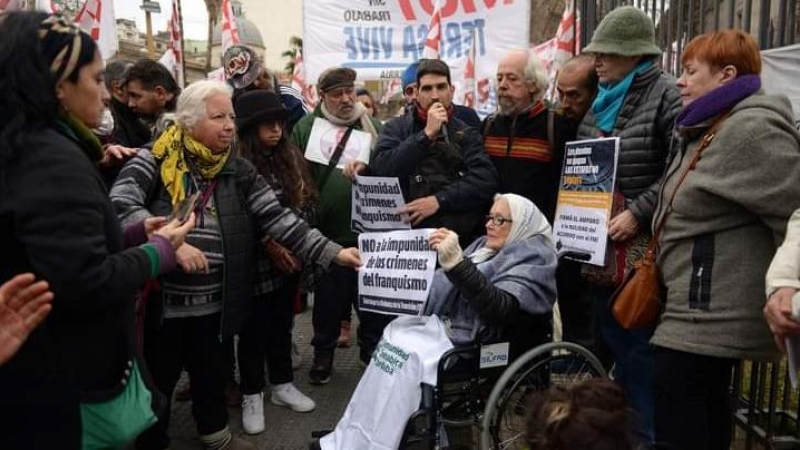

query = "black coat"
[
  {"left": 0, "top": 128, "right": 154, "bottom": 449},
  {"left": 370, "top": 111, "right": 498, "bottom": 241},
  {"left": 577, "top": 65, "right": 681, "bottom": 227}
]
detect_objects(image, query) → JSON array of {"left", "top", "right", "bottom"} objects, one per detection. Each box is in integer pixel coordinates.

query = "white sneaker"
[
  {"left": 291, "top": 342, "right": 302, "bottom": 370},
  {"left": 241, "top": 393, "right": 265, "bottom": 435},
  {"left": 270, "top": 382, "right": 316, "bottom": 412}
]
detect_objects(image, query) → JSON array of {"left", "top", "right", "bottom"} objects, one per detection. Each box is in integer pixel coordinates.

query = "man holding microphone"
[{"left": 370, "top": 59, "right": 498, "bottom": 246}]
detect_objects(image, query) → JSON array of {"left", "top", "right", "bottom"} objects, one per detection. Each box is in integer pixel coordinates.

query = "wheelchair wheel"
[{"left": 479, "top": 342, "right": 607, "bottom": 450}]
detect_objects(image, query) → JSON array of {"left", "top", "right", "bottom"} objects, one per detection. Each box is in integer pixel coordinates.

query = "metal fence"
[
  {"left": 576, "top": 0, "right": 800, "bottom": 75},
  {"left": 573, "top": 1, "right": 800, "bottom": 447},
  {"left": 732, "top": 360, "right": 800, "bottom": 449}
]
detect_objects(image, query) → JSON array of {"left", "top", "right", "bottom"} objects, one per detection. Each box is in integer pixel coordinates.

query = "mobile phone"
[{"left": 169, "top": 192, "right": 200, "bottom": 224}]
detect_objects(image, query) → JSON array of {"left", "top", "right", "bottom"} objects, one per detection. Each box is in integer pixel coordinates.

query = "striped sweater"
[
  {"left": 482, "top": 101, "right": 576, "bottom": 221},
  {"left": 110, "top": 149, "right": 341, "bottom": 336}
]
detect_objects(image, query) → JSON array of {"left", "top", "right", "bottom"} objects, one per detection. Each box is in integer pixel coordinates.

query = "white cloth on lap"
[{"left": 321, "top": 315, "right": 454, "bottom": 450}]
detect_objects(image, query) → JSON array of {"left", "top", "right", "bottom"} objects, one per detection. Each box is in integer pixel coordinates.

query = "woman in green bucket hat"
[{"left": 573, "top": 5, "right": 681, "bottom": 444}]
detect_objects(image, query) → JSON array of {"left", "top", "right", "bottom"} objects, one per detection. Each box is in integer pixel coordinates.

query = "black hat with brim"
[{"left": 234, "top": 90, "right": 288, "bottom": 130}]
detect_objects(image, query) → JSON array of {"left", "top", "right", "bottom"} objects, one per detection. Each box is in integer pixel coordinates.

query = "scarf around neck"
[
  {"left": 676, "top": 74, "right": 761, "bottom": 128},
  {"left": 592, "top": 60, "right": 654, "bottom": 133},
  {"left": 151, "top": 124, "right": 230, "bottom": 206},
  {"left": 54, "top": 110, "right": 104, "bottom": 163},
  {"left": 468, "top": 193, "right": 554, "bottom": 264},
  {"left": 320, "top": 101, "right": 379, "bottom": 144}
]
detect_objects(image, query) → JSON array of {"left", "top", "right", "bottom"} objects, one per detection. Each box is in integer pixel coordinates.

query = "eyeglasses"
[{"left": 485, "top": 214, "right": 513, "bottom": 226}]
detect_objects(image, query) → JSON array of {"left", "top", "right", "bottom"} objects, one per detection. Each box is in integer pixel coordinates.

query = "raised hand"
[{"left": 0, "top": 274, "right": 54, "bottom": 366}]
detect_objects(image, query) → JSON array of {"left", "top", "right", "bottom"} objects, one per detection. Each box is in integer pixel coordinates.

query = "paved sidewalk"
[{"left": 167, "top": 310, "right": 361, "bottom": 450}]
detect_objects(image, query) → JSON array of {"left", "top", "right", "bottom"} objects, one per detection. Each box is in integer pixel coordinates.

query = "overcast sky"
[{"left": 114, "top": 0, "right": 208, "bottom": 40}]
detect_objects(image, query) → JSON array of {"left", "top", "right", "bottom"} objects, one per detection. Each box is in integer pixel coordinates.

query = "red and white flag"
[
  {"left": 421, "top": 0, "right": 442, "bottom": 59},
  {"left": 291, "top": 53, "right": 318, "bottom": 108},
  {"left": 532, "top": 0, "right": 579, "bottom": 100},
  {"left": 220, "top": 0, "right": 240, "bottom": 54},
  {"left": 462, "top": 31, "right": 477, "bottom": 108},
  {"left": 380, "top": 78, "right": 402, "bottom": 104},
  {"left": 75, "top": 0, "right": 117, "bottom": 59},
  {"left": 158, "top": 0, "right": 184, "bottom": 88}
]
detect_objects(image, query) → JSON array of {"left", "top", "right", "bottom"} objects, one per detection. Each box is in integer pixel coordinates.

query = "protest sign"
[
  {"left": 302, "top": 0, "right": 529, "bottom": 88},
  {"left": 352, "top": 175, "right": 411, "bottom": 232},
  {"left": 304, "top": 118, "right": 373, "bottom": 168},
  {"left": 552, "top": 137, "right": 619, "bottom": 266},
  {"left": 358, "top": 229, "right": 437, "bottom": 316}
]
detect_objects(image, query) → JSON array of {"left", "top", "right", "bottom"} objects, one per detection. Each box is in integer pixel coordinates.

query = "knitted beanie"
[{"left": 583, "top": 6, "right": 662, "bottom": 56}]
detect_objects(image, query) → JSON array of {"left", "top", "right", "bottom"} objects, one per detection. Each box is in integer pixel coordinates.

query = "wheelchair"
[{"left": 400, "top": 312, "right": 607, "bottom": 450}]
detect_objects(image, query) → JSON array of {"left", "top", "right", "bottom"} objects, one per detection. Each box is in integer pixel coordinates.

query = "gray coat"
[
  {"left": 578, "top": 64, "right": 682, "bottom": 228},
  {"left": 424, "top": 235, "right": 557, "bottom": 344},
  {"left": 652, "top": 92, "right": 800, "bottom": 361}
]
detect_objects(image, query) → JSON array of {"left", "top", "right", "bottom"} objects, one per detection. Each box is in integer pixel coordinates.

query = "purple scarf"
[{"left": 676, "top": 74, "right": 761, "bottom": 127}]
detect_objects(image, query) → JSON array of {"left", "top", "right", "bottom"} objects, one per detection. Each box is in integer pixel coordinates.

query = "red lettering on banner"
[{"left": 399, "top": 0, "right": 514, "bottom": 21}]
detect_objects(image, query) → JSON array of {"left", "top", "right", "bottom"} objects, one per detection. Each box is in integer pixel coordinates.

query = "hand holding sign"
[{"left": 428, "top": 228, "right": 463, "bottom": 270}]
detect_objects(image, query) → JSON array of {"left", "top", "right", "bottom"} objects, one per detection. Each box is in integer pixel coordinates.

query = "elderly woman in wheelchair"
[
  {"left": 426, "top": 192, "right": 557, "bottom": 355},
  {"left": 316, "top": 193, "right": 558, "bottom": 450}
]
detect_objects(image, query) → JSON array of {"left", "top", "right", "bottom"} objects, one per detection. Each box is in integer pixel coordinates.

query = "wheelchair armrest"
[{"left": 437, "top": 343, "right": 481, "bottom": 382}]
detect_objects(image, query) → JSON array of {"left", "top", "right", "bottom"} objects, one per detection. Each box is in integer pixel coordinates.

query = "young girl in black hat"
[{"left": 234, "top": 89, "right": 319, "bottom": 434}]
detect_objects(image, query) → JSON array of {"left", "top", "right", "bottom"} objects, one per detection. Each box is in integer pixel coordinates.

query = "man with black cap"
[
  {"left": 291, "top": 66, "right": 383, "bottom": 384},
  {"left": 371, "top": 58, "right": 497, "bottom": 244}
]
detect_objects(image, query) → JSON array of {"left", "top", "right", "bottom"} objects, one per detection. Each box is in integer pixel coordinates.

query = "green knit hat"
[{"left": 584, "top": 6, "right": 662, "bottom": 56}]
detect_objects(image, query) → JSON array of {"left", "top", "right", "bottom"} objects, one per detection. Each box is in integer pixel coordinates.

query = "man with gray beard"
[
  {"left": 481, "top": 49, "right": 576, "bottom": 222},
  {"left": 291, "top": 67, "right": 383, "bottom": 383}
]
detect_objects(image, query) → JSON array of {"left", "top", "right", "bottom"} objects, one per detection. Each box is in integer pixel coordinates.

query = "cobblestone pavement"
[{"left": 167, "top": 309, "right": 361, "bottom": 450}]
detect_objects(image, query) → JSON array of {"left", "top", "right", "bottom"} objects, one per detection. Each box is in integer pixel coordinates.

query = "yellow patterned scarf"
[{"left": 151, "top": 125, "right": 230, "bottom": 205}]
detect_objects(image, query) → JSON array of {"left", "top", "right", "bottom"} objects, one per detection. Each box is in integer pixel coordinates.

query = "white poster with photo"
[
  {"left": 304, "top": 118, "right": 373, "bottom": 168},
  {"left": 351, "top": 175, "right": 411, "bottom": 233},
  {"left": 358, "top": 229, "right": 437, "bottom": 316}
]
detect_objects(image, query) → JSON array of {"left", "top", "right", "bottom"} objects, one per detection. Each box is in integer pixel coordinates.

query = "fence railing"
[
  {"left": 732, "top": 360, "right": 800, "bottom": 449},
  {"left": 576, "top": 0, "right": 800, "bottom": 75}
]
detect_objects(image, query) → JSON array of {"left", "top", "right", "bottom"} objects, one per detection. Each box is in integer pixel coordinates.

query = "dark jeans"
[
  {"left": 238, "top": 275, "right": 297, "bottom": 394},
  {"left": 136, "top": 314, "right": 229, "bottom": 450},
  {"left": 654, "top": 346, "right": 736, "bottom": 450},
  {"left": 592, "top": 285, "right": 655, "bottom": 442},
  {"left": 556, "top": 260, "right": 613, "bottom": 369},
  {"left": 312, "top": 265, "right": 393, "bottom": 363}
]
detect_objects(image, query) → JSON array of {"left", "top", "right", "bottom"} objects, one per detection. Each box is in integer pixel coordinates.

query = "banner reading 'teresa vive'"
[{"left": 302, "top": 0, "right": 531, "bottom": 85}]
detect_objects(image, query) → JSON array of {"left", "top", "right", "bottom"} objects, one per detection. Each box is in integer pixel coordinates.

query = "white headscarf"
[{"left": 468, "top": 193, "right": 554, "bottom": 264}]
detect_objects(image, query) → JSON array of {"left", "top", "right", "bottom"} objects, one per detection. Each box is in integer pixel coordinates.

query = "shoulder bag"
[{"left": 611, "top": 115, "right": 727, "bottom": 329}]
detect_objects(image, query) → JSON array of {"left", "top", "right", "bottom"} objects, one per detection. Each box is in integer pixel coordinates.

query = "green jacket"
[{"left": 291, "top": 106, "right": 382, "bottom": 246}]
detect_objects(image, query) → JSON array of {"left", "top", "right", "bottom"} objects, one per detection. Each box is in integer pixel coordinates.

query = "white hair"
[
  {"left": 176, "top": 80, "right": 232, "bottom": 131},
  {"left": 524, "top": 49, "right": 549, "bottom": 103}
]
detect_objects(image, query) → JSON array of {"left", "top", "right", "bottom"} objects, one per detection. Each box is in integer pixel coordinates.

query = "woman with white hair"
[
  {"left": 110, "top": 80, "right": 360, "bottom": 450},
  {"left": 316, "top": 193, "right": 557, "bottom": 450}
]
